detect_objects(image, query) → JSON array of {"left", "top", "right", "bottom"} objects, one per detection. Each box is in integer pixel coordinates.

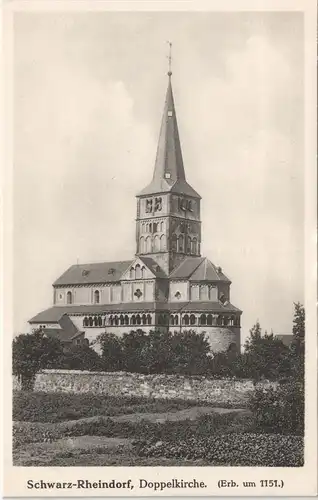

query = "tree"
[
  {"left": 55, "top": 344, "right": 104, "bottom": 371},
  {"left": 290, "top": 302, "right": 305, "bottom": 380},
  {"left": 98, "top": 329, "right": 212, "bottom": 375},
  {"left": 121, "top": 329, "right": 149, "bottom": 373},
  {"left": 139, "top": 330, "right": 173, "bottom": 374},
  {"left": 99, "top": 333, "right": 124, "bottom": 371},
  {"left": 12, "top": 331, "right": 63, "bottom": 390},
  {"left": 243, "top": 322, "right": 291, "bottom": 381},
  {"left": 169, "top": 330, "right": 211, "bottom": 375}
]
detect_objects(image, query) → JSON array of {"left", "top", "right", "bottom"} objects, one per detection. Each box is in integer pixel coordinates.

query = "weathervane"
[{"left": 167, "top": 41, "right": 172, "bottom": 77}]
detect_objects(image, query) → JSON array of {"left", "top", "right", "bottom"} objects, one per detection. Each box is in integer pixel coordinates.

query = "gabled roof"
[
  {"left": 138, "top": 76, "right": 200, "bottom": 199},
  {"left": 169, "top": 257, "right": 231, "bottom": 282},
  {"left": 138, "top": 256, "right": 166, "bottom": 278},
  {"left": 189, "top": 258, "right": 231, "bottom": 282},
  {"left": 43, "top": 328, "right": 83, "bottom": 343},
  {"left": 59, "top": 314, "right": 80, "bottom": 336},
  {"left": 169, "top": 257, "right": 204, "bottom": 279},
  {"left": 35, "top": 313, "right": 83, "bottom": 343},
  {"left": 53, "top": 260, "right": 132, "bottom": 286},
  {"left": 54, "top": 257, "right": 167, "bottom": 287}
]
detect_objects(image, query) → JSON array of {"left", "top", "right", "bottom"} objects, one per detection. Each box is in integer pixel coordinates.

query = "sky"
[{"left": 13, "top": 11, "right": 304, "bottom": 343}]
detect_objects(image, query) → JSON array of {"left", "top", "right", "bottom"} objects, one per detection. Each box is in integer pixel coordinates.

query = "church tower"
[
  {"left": 136, "top": 66, "right": 201, "bottom": 275},
  {"left": 30, "top": 48, "right": 242, "bottom": 355}
]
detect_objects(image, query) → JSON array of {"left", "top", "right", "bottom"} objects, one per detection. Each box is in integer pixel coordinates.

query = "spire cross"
[{"left": 167, "top": 41, "right": 172, "bottom": 77}]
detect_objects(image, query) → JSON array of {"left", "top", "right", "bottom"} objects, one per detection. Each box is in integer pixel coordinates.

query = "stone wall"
[{"left": 13, "top": 370, "right": 276, "bottom": 406}]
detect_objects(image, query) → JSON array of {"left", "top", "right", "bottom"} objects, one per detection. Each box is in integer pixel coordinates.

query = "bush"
[
  {"left": 12, "top": 422, "right": 63, "bottom": 448},
  {"left": 98, "top": 333, "right": 124, "bottom": 371},
  {"left": 99, "top": 329, "right": 211, "bottom": 375},
  {"left": 12, "top": 331, "right": 63, "bottom": 390},
  {"left": 12, "top": 391, "right": 205, "bottom": 423},
  {"left": 53, "top": 345, "right": 104, "bottom": 371},
  {"left": 249, "top": 381, "right": 304, "bottom": 435},
  {"left": 62, "top": 411, "right": 253, "bottom": 441}
]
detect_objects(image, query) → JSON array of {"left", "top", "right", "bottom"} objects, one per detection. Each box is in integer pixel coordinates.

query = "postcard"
[{"left": 2, "top": 0, "right": 317, "bottom": 496}]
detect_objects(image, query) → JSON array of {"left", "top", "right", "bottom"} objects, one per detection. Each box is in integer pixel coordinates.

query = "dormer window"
[
  {"left": 164, "top": 172, "right": 171, "bottom": 179},
  {"left": 82, "top": 269, "right": 89, "bottom": 277},
  {"left": 167, "top": 111, "right": 173, "bottom": 117},
  {"left": 175, "top": 291, "right": 181, "bottom": 300},
  {"left": 108, "top": 268, "right": 115, "bottom": 275}
]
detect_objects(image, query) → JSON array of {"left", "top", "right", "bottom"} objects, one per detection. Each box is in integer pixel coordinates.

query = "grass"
[
  {"left": 12, "top": 390, "right": 304, "bottom": 467},
  {"left": 13, "top": 391, "right": 219, "bottom": 423}
]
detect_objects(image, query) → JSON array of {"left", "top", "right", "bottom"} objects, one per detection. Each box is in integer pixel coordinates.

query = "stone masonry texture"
[{"left": 13, "top": 370, "right": 276, "bottom": 406}]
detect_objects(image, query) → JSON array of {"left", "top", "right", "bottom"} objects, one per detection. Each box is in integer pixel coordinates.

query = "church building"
[{"left": 29, "top": 66, "right": 242, "bottom": 353}]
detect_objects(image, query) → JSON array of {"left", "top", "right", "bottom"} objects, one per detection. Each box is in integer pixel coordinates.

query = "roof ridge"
[
  {"left": 70, "top": 259, "right": 132, "bottom": 268},
  {"left": 169, "top": 256, "right": 203, "bottom": 278},
  {"left": 190, "top": 256, "right": 206, "bottom": 277},
  {"left": 204, "top": 257, "right": 208, "bottom": 279}
]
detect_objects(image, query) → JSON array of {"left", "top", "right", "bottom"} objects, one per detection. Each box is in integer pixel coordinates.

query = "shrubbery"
[
  {"left": 62, "top": 411, "right": 252, "bottom": 440},
  {"left": 12, "top": 422, "right": 62, "bottom": 448},
  {"left": 53, "top": 344, "right": 105, "bottom": 371},
  {"left": 249, "top": 381, "right": 304, "bottom": 436},
  {"left": 12, "top": 331, "right": 64, "bottom": 390},
  {"left": 99, "top": 329, "right": 211, "bottom": 375},
  {"left": 12, "top": 391, "right": 205, "bottom": 423},
  {"left": 135, "top": 433, "right": 303, "bottom": 467}
]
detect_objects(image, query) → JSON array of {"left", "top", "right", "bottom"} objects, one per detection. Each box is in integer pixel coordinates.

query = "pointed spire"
[
  {"left": 138, "top": 54, "right": 200, "bottom": 198},
  {"left": 152, "top": 75, "right": 186, "bottom": 186}
]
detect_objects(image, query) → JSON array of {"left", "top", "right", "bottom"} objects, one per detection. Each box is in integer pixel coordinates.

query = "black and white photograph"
[{"left": 2, "top": 0, "right": 317, "bottom": 496}]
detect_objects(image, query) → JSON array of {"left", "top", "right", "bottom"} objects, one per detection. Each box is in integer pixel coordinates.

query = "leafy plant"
[
  {"left": 12, "top": 331, "right": 63, "bottom": 390},
  {"left": 54, "top": 344, "right": 104, "bottom": 371},
  {"left": 135, "top": 433, "right": 303, "bottom": 466},
  {"left": 249, "top": 380, "right": 304, "bottom": 436}
]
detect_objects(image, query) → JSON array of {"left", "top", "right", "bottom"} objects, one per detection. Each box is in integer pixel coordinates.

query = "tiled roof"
[
  {"left": 168, "top": 301, "right": 242, "bottom": 313},
  {"left": 189, "top": 258, "right": 230, "bottom": 282},
  {"left": 138, "top": 77, "right": 200, "bottom": 199},
  {"left": 53, "top": 260, "right": 132, "bottom": 286},
  {"left": 59, "top": 314, "right": 80, "bottom": 336},
  {"left": 43, "top": 328, "right": 84, "bottom": 343},
  {"left": 170, "top": 257, "right": 231, "bottom": 282},
  {"left": 139, "top": 179, "right": 200, "bottom": 198},
  {"left": 36, "top": 314, "right": 83, "bottom": 343},
  {"left": 54, "top": 258, "right": 167, "bottom": 286},
  {"left": 29, "top": 304, "right": 164, "bottom": 322},
  {"left": 169, "top": 257, "right": 204, "bottom": 279},
  {"left": 30, "top": 301, "right": 241, "bottom": 323},
  {"left": 138, "top": 257, "right": 167, "bottom": 278}
]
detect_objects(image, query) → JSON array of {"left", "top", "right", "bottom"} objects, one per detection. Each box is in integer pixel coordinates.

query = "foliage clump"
[{"left": 99, "top": 329, "right": 211, "bottom": 375}]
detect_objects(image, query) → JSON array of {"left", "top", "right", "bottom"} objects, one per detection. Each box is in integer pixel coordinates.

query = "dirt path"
[
  {"left": 113, "top": 406, "right": 248, "bottom": 423},
  {"left": 15, "top": 406, "right": 249, "bottom": 432}
]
